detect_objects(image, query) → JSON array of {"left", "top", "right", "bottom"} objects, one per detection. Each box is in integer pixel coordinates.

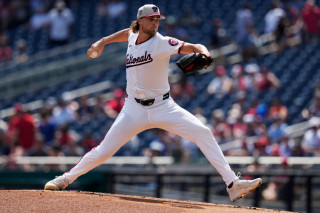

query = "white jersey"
[
  {"left": 126, "top": 31, "right": 184, "bottom": 99},
  {"left": 61, "top": 28, "right": 239, "bottom": 191}
]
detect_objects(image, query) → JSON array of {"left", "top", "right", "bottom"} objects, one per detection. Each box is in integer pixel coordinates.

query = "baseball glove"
[{"left": 176, "top": 53, "right": 214, "bottom": 74}]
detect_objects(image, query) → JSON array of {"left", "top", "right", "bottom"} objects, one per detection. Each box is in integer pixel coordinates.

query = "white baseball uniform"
[{"left": 63, "top": 31, "right": 238, "bottom": 185}]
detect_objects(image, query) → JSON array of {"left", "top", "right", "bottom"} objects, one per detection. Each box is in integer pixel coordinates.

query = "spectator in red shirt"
[
  {"left": 104, "top": 88, "right": 125, "bottom": 119},
  {"left": 56, "top": 124, "right": 77, "bottom": 147},
  {"left": 8, "top": 103, "right": 36, "bottom": 152},
  {"left": 302, "top": 0, "right": 320, "bottom": 42},
  {"left": 255, "top": 66, "right": 280, "bottom": 92}
]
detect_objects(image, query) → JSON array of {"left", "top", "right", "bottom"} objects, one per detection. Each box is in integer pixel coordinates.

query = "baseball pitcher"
[{"left": 45, "top": 4, "right": 262, "bottom": 202}]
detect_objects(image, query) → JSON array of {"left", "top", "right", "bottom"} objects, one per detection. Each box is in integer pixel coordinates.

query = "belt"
[{"left": 135, "top": 92, "right": 170, "bottom": 106}]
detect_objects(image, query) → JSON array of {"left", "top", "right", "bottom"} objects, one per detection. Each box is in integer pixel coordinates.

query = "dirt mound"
[{"left": 0, "top": 190, "right": 290, "bottom": 213}]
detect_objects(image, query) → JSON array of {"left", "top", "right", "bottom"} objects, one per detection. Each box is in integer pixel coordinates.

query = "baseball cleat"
[
  {"left": 44, "top": 176, "right": 69, "bottom": 190},
  {"left": 227, "top": 177, "right": 262, "bottom": 202}
]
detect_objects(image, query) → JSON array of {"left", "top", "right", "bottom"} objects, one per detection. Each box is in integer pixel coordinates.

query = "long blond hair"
[{"left": 130, "top": 20, "right": 139, "bottom": 33}]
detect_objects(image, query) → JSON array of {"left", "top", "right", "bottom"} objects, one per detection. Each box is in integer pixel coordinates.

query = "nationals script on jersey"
[{"left": 126, "top": 31, "right": 184, "bottom": 99}]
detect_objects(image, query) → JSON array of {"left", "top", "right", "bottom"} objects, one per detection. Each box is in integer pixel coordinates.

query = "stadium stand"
[{"left": 1, "top": 0, "right": 320, "bottom": 164}]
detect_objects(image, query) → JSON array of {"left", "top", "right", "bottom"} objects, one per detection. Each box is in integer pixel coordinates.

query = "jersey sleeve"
[
  {"left": 160, "top": 36, "right": 185, "bottom": 56},
  {"left": 128, "top": 31, "right": 138, "bottom": 45}
]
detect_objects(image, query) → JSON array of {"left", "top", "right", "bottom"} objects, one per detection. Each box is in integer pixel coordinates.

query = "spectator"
[
  {"left": 46, "top": 0, "right": 74, "bottom": 47},
  {"left": 228, "top": 107, "right": 247, "bottom": 139},
  {"left": 302, "top": 0, "right": 320, "bottom": 43},
  {"left": 8, "top": 103, "right": 36, "bottom": 153},
  {"left": 63, "top": 139, "right": 84, "bottom": 156},
  {"left": 274, "top": 16, "right": 291, "bottom": 52},
  {"left": 302, "top": 117, "right": 320, "bottom": 156},
  {"left": 268, "top": 116, "right": 288, "bottom": 143},
  {"left": 14, "top": 39, "right": 29, "bottom": 64},
  {"left": 104, "top": 88, "right": 125, "bottom": 119},
  {"left": 243, "top": 114, "right": 257, "bottom": 137},
  {"left": 52, "top": 97, "right": 76, "bottom": 126},
  {"left": 28, "top": 5, "right": 49, "bottom": 30},
  {"left": 235, "top": 3, "right": 259, "bottom": 60},
  {"left": 231, "top": 91, "right": 248, "bottom": 114},
  {"left": 306, "top": 91, "right": 320, "bottom": 117},
  {"left": 264, "top": 1, "right": 286, "bottom": 34},
  {"left": 246, "top": 99, "right": 259, "bottom": 116},
  {"left": 29, "top": 134, "right": 48, "bottom": 156},
  {"left": 268, "top": 97, "right": 289, "bottom": 122},
  {"left": 231, "top": 64, "right": 247, "bottom": 93},
  {"left": 244, "top": 63, "right": 260, "bottom": 93},
  {"left": 254, "top": 135, "right": 270, "bottom": 156},
  {"left": 38, "top": 109, "right": 57, "bottom": 147},
  {"left": 255, "top": 66, "right": 280, "bottom": 91},
  {"left": 210, "top": 109, "right": 232, "bottom": 141},
  {"left": 77, "top": 95, "right": 94, "bottom": 124},
  {"left": 210, "top": 18, "right": 231, "bottom": 48},
  {"left": 278, "top": 134, "right": 295, "bottom": 157},
  {"left": 81, "top": 132, "right": 98, "bottom": 153},
  {"left": 170, "top": 75, "right": 195, "bottom": 100},
  {"left": 106, "top": 0, "right": 127, "bottom": 19},
  {"left": 92, "top": 95, "right": 106, "bottom": 118},
  {"left": 284, "top": 2, "right": 304, "bottom": 47},
  {"left": 256, "top": 103, "right": 269, "bottom": 121},
  {"left": 56, "top": 124, "right": 78, "bottom": 147},
  {"left": 144, "top": 129, "right": 167, "bottom": 157},
  {"left": 207, "top": 65, "right": 233, "bottom": 98},
  {"left": 0, "top": 34, "right": 13, "bottom": 62}
]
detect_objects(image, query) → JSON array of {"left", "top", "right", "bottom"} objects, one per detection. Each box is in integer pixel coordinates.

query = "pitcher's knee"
[
  {"left": 202, "top": 126, "right": 213, "bottom": 136},
  {"left": 194, "top": 126, "right": 214, "bottom": 140},
  {"left": 92, "top": 146, "right": 110, "bottom": 162}
]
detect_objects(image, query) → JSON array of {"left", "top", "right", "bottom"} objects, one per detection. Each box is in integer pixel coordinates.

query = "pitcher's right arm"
[{"left": 87, "top": 28, "right": 130, "bottom": 58}]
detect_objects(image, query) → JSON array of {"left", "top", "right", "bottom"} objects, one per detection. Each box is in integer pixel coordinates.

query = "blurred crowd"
[
  {"left": 1, "top": 0, "right": 320, "bottom": 172},
  {"left": 1, "top": 71, "right": 320, "bottom": 171},
  {"left": 1, "top": 0, "right": 320, "bottom": 64}
]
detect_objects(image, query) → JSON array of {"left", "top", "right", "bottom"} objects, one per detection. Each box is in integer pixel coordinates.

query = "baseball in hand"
[{"left": 90, "top": 51, "right": 98, "bottom": 58}]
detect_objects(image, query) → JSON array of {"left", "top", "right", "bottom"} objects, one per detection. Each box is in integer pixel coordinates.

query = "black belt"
[{"left": 135, "top": 92, "right": 169, "bottom": 106}]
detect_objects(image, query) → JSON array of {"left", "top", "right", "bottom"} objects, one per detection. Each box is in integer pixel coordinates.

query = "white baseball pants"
[{"left": 64, "top": 97, "right": 238, "bottom": 185}]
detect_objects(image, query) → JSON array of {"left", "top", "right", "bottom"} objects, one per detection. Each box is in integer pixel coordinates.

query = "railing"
[{"left": 3, "top": 156, "right": 320, "bottom": 166}]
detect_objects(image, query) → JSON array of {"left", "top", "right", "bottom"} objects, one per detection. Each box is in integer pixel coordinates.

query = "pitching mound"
[{"left": 0, "top": 190, "right": 290, "bottom": 213}]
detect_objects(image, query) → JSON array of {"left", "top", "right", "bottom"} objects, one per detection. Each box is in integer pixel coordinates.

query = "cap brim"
[{"left": 144, "top": 14, "right": 166, "bottom": 19}]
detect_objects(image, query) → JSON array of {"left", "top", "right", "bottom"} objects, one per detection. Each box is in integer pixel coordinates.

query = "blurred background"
[{"left": 0, "top": 0, "right": 320, "bottom": 212}]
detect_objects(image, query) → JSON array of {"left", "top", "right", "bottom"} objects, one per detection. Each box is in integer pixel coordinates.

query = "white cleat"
[
  {"left": 227, "top": 177, "right": 262, "bottom": 202},
  {"left": 44, "top": 176, "right": 69, "bottom": 190}
]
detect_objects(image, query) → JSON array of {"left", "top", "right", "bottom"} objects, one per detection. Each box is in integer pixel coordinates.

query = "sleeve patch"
[{"left": 168, "top": 38, "right": 179, "bottom": 46}]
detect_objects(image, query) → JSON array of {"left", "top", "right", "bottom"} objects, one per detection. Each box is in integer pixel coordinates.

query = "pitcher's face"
[{"left": 139, "top": 16, "right": 160, "bottom": 37}]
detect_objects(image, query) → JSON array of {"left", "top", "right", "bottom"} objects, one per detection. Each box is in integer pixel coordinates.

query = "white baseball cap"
[{"left": 137, "top": 4, "right": 166, "bottom": 20}]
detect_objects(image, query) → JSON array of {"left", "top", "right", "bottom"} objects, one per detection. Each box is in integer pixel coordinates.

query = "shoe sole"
[
  {"left": 231, "top": 178, "right": 262, "bottom": 202},
  {"left": 44, "top": 184, "right": 59, "bottom": 190}
]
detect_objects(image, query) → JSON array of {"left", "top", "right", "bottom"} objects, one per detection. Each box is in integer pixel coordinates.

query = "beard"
[{"left": 141, "top": 25, "right": 157, "bottom": 37}]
